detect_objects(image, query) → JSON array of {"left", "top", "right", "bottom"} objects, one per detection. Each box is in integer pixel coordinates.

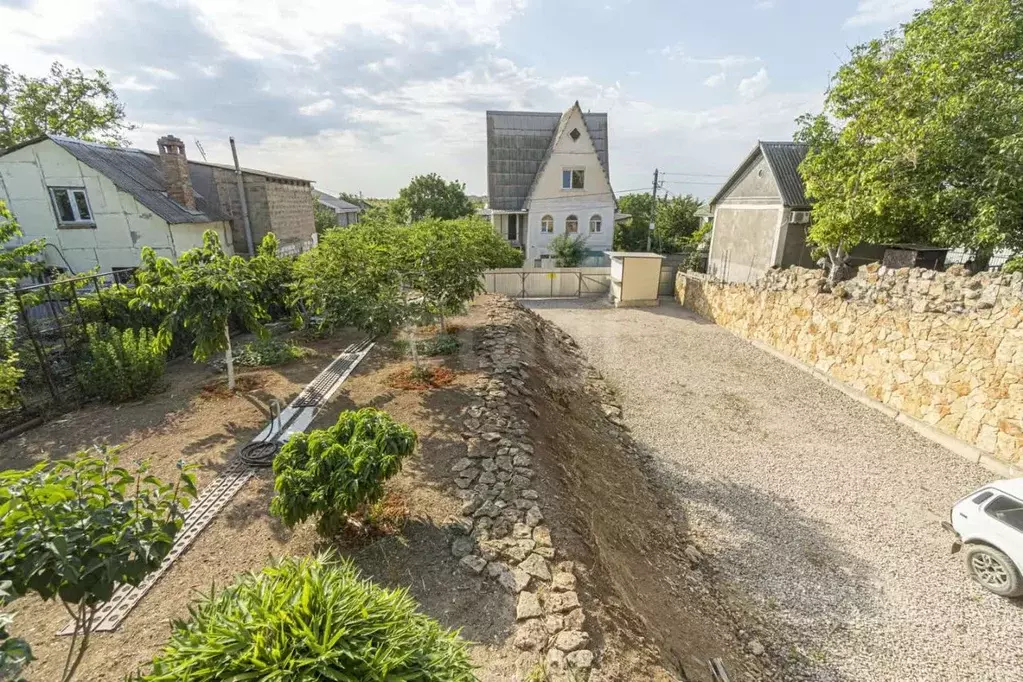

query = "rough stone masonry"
[
  {"left": 677, "top": 264, "right": 1023, "bottom": 469},
  {"left": 449, "top": 298, "right": 594, "bottom": 680}
]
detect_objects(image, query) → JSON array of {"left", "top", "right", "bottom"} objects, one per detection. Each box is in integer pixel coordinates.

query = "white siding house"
[
  {"left": 0, "top": 135, "right": 232, "bottom": 274},
  {"left": 486, "top": 102, "right": 621, "bottom": 268}
]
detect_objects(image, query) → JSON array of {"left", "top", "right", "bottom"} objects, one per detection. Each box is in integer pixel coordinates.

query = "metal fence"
[
  {"left": 944, "top": 248, "right": 1013, "bottom": 271},
  {"left": 483, "top": 268, "right": 612, "bottom": 298},
  {"left": 1, "top": 271, "right": 134, "bottom": 434}
]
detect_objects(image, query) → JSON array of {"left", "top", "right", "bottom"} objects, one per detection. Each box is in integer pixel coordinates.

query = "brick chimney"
[{"left": 157, "top": 135, "right": 196, "bottom": 210}]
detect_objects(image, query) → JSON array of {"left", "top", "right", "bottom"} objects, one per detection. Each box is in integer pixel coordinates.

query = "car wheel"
[{"left": 964, "top": 544, "right": 1023, "bottom": 598}]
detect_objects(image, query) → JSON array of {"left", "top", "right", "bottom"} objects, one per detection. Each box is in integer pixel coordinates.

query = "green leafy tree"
[
  {"left": 131, "top": 231, "right": 265, "bottom": 390},
  {"left": 614, "top": 193, "right": 702, "bottom": 253},
  {"left": 0, "top": 449, "right": 196, "bottom": 682},
  {"left": 271, "top": 409, "right": 418, "bottom": 537},
  {"left": 549, "top": 234, "right": 588, "bottom": 267},
  {"left": 0, "top": 200, "right": 44, "bottom": 280},
  {"left": 0, "top": 201, "right": 44, "bottom": 408},
  {"left": 0, "top": 62, "right": 133, "bottom": 148},
  {"left": 338, "top": 191, "right": 368, "bottom": 209},
  {"left": 137, "top": 553, "right": 476, "bottom": 682},
  {"left": 313, "top": 200, "right": 339, "bottom": 236},
  {"left": 797, "top": 0, "right": 1023, "bottom": 281},
  {"left": 249, "top": 233, "right": 294, "bottom": 320},
  {"left": 390, "top": 173, "right": 475, "bottom": 223}
]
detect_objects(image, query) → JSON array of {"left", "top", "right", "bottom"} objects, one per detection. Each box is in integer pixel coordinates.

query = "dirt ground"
[{"left": 2, "top": 298, "right": 760, "bottom": 682}]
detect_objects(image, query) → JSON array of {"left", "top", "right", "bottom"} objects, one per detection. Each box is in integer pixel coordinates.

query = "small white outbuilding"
[{"left": 606, "top": 252, "right": 664, "bottom": 307}]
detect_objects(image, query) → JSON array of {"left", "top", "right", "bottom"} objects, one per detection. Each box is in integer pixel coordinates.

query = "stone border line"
[{"left": 449, "top": 299, "right": 594, "bottom": 680}]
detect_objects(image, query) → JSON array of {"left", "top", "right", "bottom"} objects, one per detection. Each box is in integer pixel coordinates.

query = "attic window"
[{"left": 569, "top": 128, "right": 581, "bottom": 141}]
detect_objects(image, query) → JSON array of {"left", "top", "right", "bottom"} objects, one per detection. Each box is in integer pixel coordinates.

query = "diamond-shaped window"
[{"left": 569, "top": 128, "right": 581, "bottom": 141}]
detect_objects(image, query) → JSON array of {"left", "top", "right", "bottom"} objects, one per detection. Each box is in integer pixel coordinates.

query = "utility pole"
[
  {"left": 230, "top": 137, "right": 256, "bottom": 258},
  {"left": 647, "top": 168, "right": 659, "bottom": 252}
]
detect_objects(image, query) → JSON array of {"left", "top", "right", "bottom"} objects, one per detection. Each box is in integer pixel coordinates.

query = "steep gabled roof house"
[{"left": 485, "top": 102, "right": 622, "bottom": 267}]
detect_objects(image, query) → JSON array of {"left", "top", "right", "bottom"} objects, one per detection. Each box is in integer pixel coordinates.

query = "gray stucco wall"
[
  {"left": 719, "top": 156, "right": 781, "bottom": 204},
  {"left": 780, "top": 219, "right": 816, "bottom": 268},
  {"left": 708, "top": 207, "right": 780, "bottom": 283}
]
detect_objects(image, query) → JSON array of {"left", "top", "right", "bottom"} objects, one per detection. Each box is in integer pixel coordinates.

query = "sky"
[{"left": 0, "top": 0, "right": 930, "bottom": 200}]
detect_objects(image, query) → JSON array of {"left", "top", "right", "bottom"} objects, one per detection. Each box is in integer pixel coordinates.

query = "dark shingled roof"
[
  {"left": 486, "top": 108, "right": 609, "bottom": 211},
  {"left": 710, "top": 141, "right": 810, "bottom": 209},
  {"left": 313, "top": 189, "right": 362, "bottom": 213},
  {"left": 1, "top": 134, "right": 312, "bottom": 225}
]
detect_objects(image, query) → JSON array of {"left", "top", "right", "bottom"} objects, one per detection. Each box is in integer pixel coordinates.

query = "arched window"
[
  {"left": 541, "top": 215, "right": 554, "bottom": 233},
  {"left": 589, "top": 215, "right": 602, "bottom": 233},
  {"left": 565, "top": 215, "right": 579, "bottom": 233}
]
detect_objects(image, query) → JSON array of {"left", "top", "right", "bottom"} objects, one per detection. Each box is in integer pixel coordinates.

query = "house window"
[
  {"left": 566, "top": 215, "right": 579, "bottom": 233},
  {"left": 112, "top": 267, "right": 134, "bottom": 285},
  {"left": 589, "top": 215, "right": 602, "bottom": 233},
  {"left": 541, "top": 215, "right": 554, "bottom": 233},
  {"left": 507, "top": 215, "right": 518, "bottom": 242},
  {"left": 49, "top": 187, "right": 93, "bottom": 226},
  {"left": 561, "top": 169, "right": 584, "bottom": 190}
]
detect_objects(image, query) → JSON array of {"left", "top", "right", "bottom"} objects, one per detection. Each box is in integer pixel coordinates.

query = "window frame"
[
  {"left": 565, "top": 215, "right": 579, "bottom": 234},
  {"left": 589, "top": 214, "right": 602, "bottom": 233},
  {"left": 561, "top": 168, "right": 585, "bottom": 190},
  {"left": 983, "top": 494, "right": 1023, "bottom": 534},
  {"left": 541, "top": 214, "right": 554, "bottom": 234},
  {"left": 49, "top": 187, "right": 95, "bottom": 227}
]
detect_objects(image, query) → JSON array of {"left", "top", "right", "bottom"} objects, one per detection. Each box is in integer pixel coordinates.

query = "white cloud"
[
  {"left": 737, "top": 68, "right": 770, "bottom": 100},
  {"left": 299, "top": 98, "right": 335, "bottom": 115},
  {"left": 704, "top": 73, "right": 727, "bottom": 88},
  {"left": 753, "top": 0, "right": 774, "bottom": 9},
  {"left": 845, "top": 0, "right": 929, "bottom": 28}
]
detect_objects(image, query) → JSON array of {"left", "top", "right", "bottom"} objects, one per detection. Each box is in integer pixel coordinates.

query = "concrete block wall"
[
  {"left": 677, "top": 265, "right": 1023, "bottom": 469},
  {"left": 265, "top": 179, "right": 315, "bottom": 248}
]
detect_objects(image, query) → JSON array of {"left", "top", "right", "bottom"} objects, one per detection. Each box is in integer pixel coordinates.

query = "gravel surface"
[{"left": 526, "top": 298, "right": 1022, "bottom": 682}]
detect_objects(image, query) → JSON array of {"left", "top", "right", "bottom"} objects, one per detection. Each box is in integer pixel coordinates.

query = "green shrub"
[
  {"left": 137, "top": 553, "right": 476, "bottom": 682},
  {"left": 0, "top": 450, "right": 196, "bottom": 682},
  {"left": 549, "top": 233, "right": 588, "bottom": 267},
  {"left": 1002, "top": 256, "right": 1023, "bottom": 274},
  {"left": 78, "top": 324, "right": 165, "bottom": 403},
  {"left": 234, "top": 337, "right": 309, "bottom": 367},
  {"left": 394, "top": 333, "right": 460, "bottom": 358},
  {"left": 270, "top": 408, "right": 417, "bottom": 537}
]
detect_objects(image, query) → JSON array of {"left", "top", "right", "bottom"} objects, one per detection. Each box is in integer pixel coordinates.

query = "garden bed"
[{"left": 1, "top": 297, "right": 761, "bottom": 682}]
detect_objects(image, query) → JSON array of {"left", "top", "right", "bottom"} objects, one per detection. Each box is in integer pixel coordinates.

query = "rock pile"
[{"left": 449, "top": 298, "right": 594, "bottom": 680}]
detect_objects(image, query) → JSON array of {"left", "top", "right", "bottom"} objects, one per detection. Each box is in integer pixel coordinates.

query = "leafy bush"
[
  {"left": 0, "top": 580, "right": 32, "bottom": 681},
  {"left": 234, "top": 337, "right": 309, "bottom": 367},
  {"left": 249, "top": 233, "right": 296, "bottom": 320},
  {"left": 78, "top": 323, "right": 165, "bottom": 403},
  {"left": 394, "top": 333, "right": 460, "bottom": 358},
  {"left": 270, "top": 408, "right": 417, "bottom": 537},
  {"left": 0, "top": 450, "right": 196, "bottom": 682},
  {"left": 1002, "top": 256, "right": 1023, "bottom": 274},
  {"left": 549, "top": 234, "right": 588, "bottom": 267},
  {"left": 137, "top": 553, "right": 476, "bottom": 682}
]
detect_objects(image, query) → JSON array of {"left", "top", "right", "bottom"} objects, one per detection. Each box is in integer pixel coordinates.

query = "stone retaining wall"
[{"left": 676, "top": 265, "right": 1023, "bottom": 469}]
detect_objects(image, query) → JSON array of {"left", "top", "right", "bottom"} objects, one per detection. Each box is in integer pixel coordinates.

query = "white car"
[{"left": 943, "top": 478, "right": 1023, "bottom": 598}]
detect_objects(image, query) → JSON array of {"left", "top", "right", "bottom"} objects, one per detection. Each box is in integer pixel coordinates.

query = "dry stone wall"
[
  {"left": 677, "top": 265, "right": 1023, "bottom": 469},
  {"left": 451, "top": 299, "right": 593, "bottom": 680}
]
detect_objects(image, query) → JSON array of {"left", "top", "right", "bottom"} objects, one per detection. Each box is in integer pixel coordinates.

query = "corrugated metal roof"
[
  {"left": 761, "top": 141, "right": 809, "bottom": 208},
  {"left": 710, "top": 141, "right": 810, "bottom": 209},
  {"left": 313, "top": 189, "right": 361, "bottom": 213},
  {"left": 486, "top": 108, "right": 609, "bottom": 211},
  {"left": 50, "top": 136, "right": 226, "bottom": 224}
]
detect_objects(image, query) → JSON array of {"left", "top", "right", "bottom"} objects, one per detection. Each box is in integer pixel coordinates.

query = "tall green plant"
[
  {"left": 0, "top": 450, "right": 196, "bottom": 682},
  {"left": 0, "top": 200, "right": 44, "bottom": 408},
  {"left": 137, "top": 553, "right": 476, "bottom": 682},
  {"left": 270, "top": 408, "right": 417, "bottom": 537},
  {"left": 78, "top": 324, "right": 165, "bottom": 403},
  {"left": 132, "top": 231, "right": 265, "bottom": 390},
  {"left": 0, "top": 580, "right": 32, "bottom": 681},
  {"left": 249, "top": 233, "right": 295, "bottom": 320}
]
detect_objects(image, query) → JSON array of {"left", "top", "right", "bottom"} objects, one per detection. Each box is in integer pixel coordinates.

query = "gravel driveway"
[{"left": 526, "top": 298, "right": 1021, "bottom": 682}]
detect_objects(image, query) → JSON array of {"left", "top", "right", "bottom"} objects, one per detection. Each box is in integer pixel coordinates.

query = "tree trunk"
[
  {"left": 438, "top": 309, "right": 446, "bottom": 333},
  {"left": 970, "top": 247, "right": 994, "bottom": 273},
  {"left": 826, "top": 245, "right": 850, "bottom": 287},
  {"left": 407, "top": 325, "right": 420, "bottom": 370},
  {"left": 224, "top": 321, "right": 235, "bottom": 391}
]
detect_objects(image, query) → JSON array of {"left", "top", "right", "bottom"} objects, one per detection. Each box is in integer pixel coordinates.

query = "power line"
[
  {"left": 661, "top": 180, "right": 725, "bottom": 186},
  {"left": 659, "top": 171, "right": 730, "bottom": 178}
]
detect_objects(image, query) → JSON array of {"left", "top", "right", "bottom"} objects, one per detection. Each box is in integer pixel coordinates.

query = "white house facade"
[{"left": 486, "top": 103, "right": 620, "bottom": 268}]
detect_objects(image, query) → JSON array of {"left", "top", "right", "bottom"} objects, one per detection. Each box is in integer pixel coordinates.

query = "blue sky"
[{"left": 0, "top": 0, "right": 928, "bottom": 199}]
